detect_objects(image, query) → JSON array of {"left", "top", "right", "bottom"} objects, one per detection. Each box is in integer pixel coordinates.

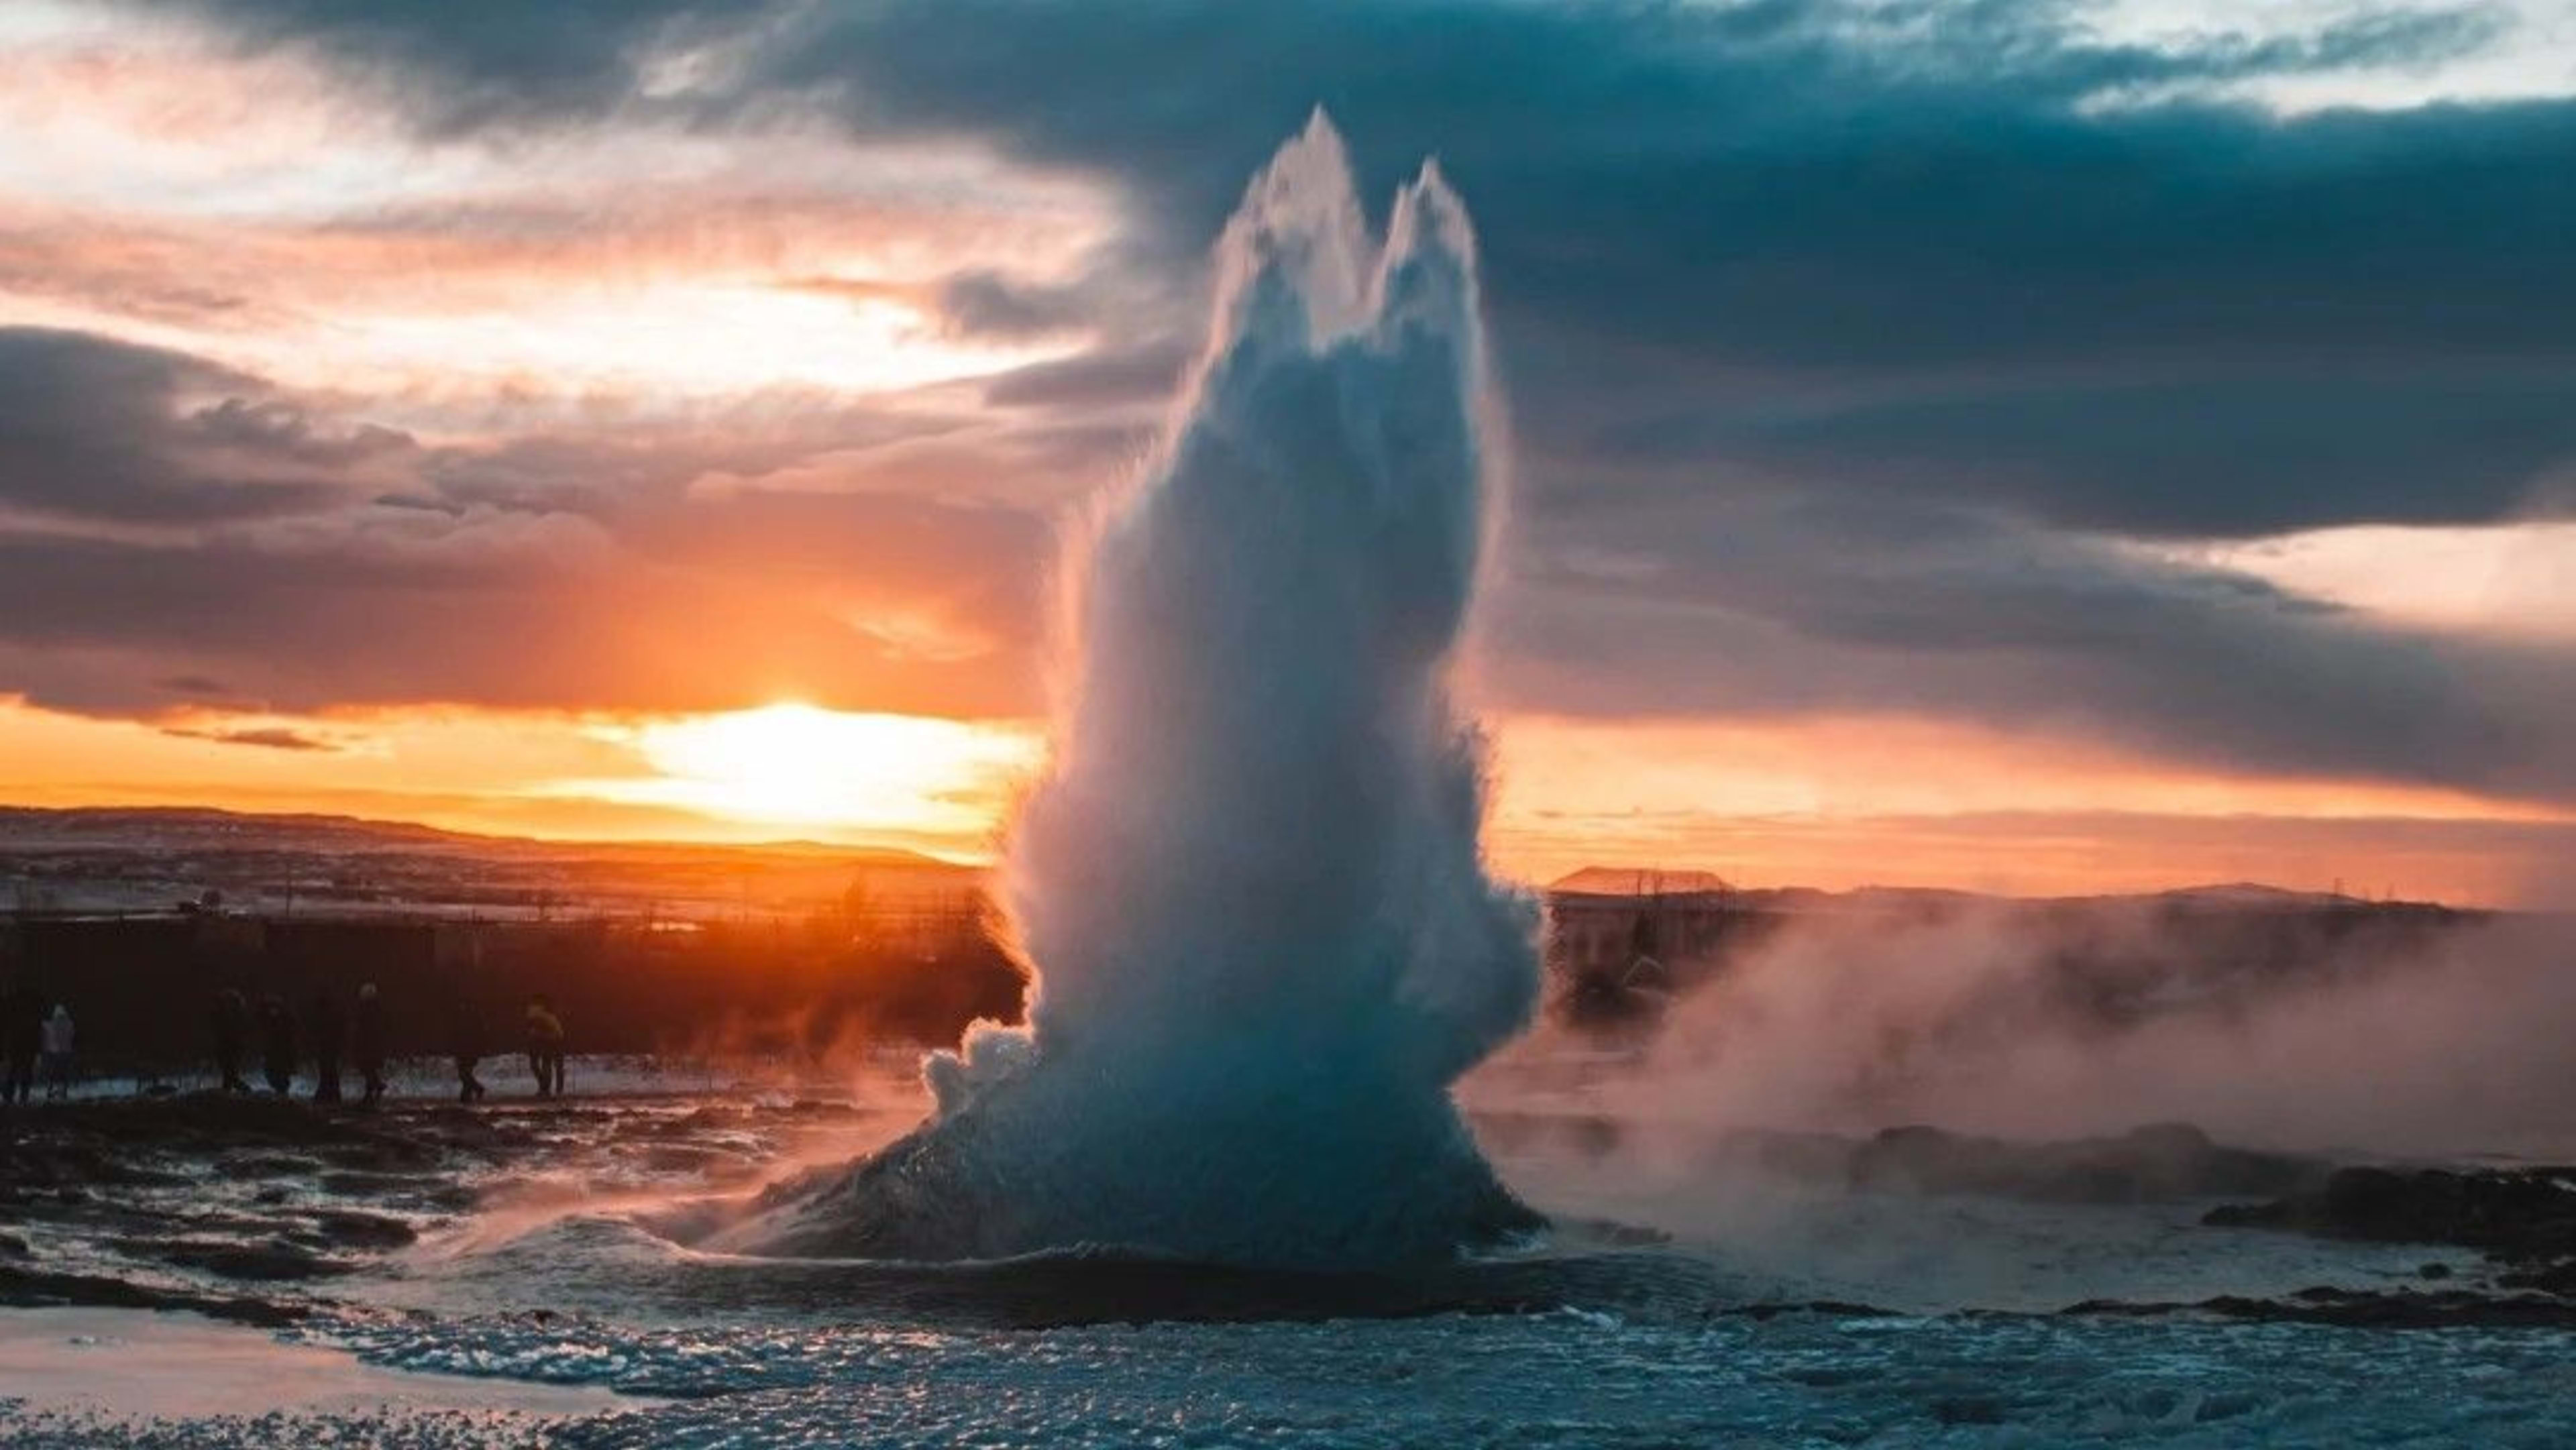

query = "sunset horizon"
[{"left": 7, "top": 710, "right": 2567, "bottom": 907}]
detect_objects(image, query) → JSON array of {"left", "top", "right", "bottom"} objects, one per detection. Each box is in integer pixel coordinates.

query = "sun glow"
[{"left": 576, "top": 704, "right": 1040, "bottom": 846}]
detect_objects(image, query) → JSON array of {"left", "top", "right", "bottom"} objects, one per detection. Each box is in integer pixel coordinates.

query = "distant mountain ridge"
[
  {"left": 0, "top": 805, "right": 975, "bottom": 921},
  {"left": 1546, "top": 865, "right": 2445, "bottom": 911},
  {"left": 0, "top": 812, "right": 2450, "bottom": 915},
  {"left": 0, "top": 805, "right": 962, "bottom": 872}
]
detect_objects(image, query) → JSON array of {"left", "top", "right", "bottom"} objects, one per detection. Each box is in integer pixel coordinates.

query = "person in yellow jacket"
[{"left": 523, "top": 995, "right": 567, "bottom": 1099}]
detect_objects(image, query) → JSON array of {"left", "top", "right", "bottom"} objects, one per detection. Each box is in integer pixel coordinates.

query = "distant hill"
[
  {"left": 1, "top": 820, "right": 2455, "bottom": 924},
  {"left": 1544, "top": 865, "right": 2434, "bottom": 913},
  {"left": 0, "top": 805, "right": 957, "bottom": 870},
  {"left": 0, "top": 805, "right": 977, "bottom": 921}
]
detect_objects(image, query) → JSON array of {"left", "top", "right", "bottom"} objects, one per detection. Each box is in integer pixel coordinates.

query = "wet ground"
[{"left": 3, "top": 1066, "right": 2572, "bottom": 1446}]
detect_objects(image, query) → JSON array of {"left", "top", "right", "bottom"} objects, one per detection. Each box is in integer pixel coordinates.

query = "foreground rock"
[
  {"left": 2203, "top": 1164, "right": 2576, "bottom": 1323},
  {"left": 2206, "top": 1165, "right": 2576, "bottom": 1256},
  {"left": 2066, "top": 1283, "right": 2576, "bottom": 1330},
  {"left": 0, "top": 1089, "right": 881, "bottom": 1319}
]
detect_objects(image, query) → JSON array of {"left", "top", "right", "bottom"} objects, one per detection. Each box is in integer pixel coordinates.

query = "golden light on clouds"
[
  {"left": 324, "top": 281, "right": 1059, "bottom": 400},
  {"left": 0, "top": 8, "right": 1120, "bottom": 406},
  {"left": 2143, "top": 521, "right": 2576, "bottom": 643}
]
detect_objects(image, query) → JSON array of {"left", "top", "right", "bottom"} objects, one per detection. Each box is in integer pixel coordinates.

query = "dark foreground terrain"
[
  {"left": 5, "top": 1083, "right": 2575, "bottom": 1447},
  {"left": 1, "top": 1085, "right": 912, "bottom": 1328},
  {"left": 7, "top": 1091, "right": 2573, "bottom": 1331}
]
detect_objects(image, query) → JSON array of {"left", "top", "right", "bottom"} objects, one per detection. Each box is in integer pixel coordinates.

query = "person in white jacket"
[{"left": 40, "top": 1004, "right": 74, "bottom": 1102}]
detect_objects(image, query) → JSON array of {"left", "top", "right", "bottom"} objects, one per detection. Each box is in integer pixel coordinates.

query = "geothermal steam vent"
[{"left": 727, "top": 116, "right": 1542, "bottom": 1268}]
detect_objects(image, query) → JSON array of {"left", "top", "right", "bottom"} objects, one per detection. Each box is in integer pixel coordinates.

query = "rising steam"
[
  {"left": 1541, "top": 905, "right": 2576, "bottom": 1160},
  {"left": 722, "top": 115, "right": 1541, "bottom": 1267}
]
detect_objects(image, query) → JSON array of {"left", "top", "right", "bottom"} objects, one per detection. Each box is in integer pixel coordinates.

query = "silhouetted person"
[
  {"left": 258, "top": 994, "right": 297, "bottom": 1096},
  {"left": 1, "top": 975, "right": 41, "bottom": 1105},
  {"left": 354, "top": 983, "right": 388, "bottom": 1107},
  {"left": 309, "top": 990, "right": 345, "bottom": 1104},
  {"left": 524, "top": 995, "right": 566, "bottom": 1099},
  {"left": 40, "top": 1004, "right": 74, "bottom": 1102},
  {"left": 211, "top": 988, "right": 252, "bottom": 1093},
  {"left": 448, "top": 996, "right": 487, "bottom": 1103}
]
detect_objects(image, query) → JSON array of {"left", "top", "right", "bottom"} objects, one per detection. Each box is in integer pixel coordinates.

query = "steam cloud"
[
  {"left": 1560, "top": 906, "right": 2576, "bottom": 1161},
  {"left": 723, "top": 115, "right": 1541, "bottom": 1267}
]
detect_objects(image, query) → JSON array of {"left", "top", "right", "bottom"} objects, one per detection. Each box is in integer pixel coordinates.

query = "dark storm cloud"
[
  {"left": 0, "top": 328, "right": 403, "bottom": 525},
  {"left": 140, "top": 0, "right": 738, "bottom": 134},
  {"left": 1491, "top": 492, "right": 2576, "bottom": 800},
  {"left": 983, "top": 341, "right": 1192, "bottom": 410},
  {"left": 937, "top": 270, "right": 1101, "bottom": 340},
  {"left": 160, "top": 724, "right": 341, "bottom": 752},
  {"left": 1595, "top": 373, "right": 2576, "bottom": 537},
  {"left": 142, "top": 0, "right": 2576, "bottom": 535},
  {"left": 731, "top": 0, "right": 2576, "bottom": 537}
]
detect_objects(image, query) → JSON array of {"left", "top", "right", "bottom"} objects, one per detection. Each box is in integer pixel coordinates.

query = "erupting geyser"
[{"left": 728, "top": 115, "right": 1542, "bottom": 1268}]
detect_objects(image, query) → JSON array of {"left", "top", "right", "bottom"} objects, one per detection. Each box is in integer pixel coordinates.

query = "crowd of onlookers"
[{"left": 0, "top": 970, "right": 572, "bottom": 1106}]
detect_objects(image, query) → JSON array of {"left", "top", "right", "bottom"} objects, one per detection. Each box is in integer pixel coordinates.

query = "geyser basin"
[{"left": 718, "top": 115, "right": 1542, "bottom": 1269}]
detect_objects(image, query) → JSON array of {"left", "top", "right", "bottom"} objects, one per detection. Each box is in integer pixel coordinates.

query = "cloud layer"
[{"left": 3, "top": 0, "right": 2573, "bottom": 842}]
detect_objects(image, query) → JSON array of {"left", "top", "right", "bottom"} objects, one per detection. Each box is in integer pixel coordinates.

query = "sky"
[{"left": 1, "top": 0, "right": 2572, "bottom": 903}]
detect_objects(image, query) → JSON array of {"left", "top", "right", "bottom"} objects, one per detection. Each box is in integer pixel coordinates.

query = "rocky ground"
[
  {"left": 0, "top": 1087, "right": 905, "bottom": 1327},
  {"left": 8, "top": 1093, "right": 2571, "bottom": 1329},
  {"left": 2196, "top": 1163, "right": 2576, "bottom": 1315},
  {"left": 3, "top": 1086, "right": 2572, "bottom": 1450},
  {"left": 1474, "top": 1111, "right": 2576, "bottom": 1327}
]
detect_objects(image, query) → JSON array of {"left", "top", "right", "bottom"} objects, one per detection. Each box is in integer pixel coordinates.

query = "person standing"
[
  {"left": 212, "top": 988, "right": 252, "bottom": 1094},
  {"left": 523, "top": 995, "right": 566, "bottom": 1099},
  {"left": 1, "top": 974, "right": 41, "bottom": 1105},
  {"left": 309, "top": 990, "right": 345, "bottom": 1105},
  {"left": 354, "top": 983, "right": 388, "bottom": 1107},
  {"left": 39, "top": 1004, "right": 74, "bottom": 1101},
  {"left": 448, "top": 995, "right": 486, "bottom": 1104},
  {"left": 258, "top": 994, "right": 297, "bottom": 1097}
]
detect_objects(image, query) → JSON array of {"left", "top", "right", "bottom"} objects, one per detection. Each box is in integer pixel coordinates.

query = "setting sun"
[{"left": 572, "top": 704, "right": 1041, "bottom": 846}]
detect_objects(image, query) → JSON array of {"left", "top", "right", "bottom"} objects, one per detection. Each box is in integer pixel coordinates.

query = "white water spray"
[{"left": 729, "top": 115, "right": 1541, "bottom": 1267}]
